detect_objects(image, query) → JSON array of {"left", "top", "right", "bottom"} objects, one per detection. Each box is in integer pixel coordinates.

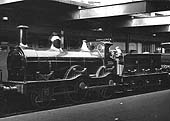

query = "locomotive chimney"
[{"left": 17, "top": 25, "right": 29, "bottom": 47}]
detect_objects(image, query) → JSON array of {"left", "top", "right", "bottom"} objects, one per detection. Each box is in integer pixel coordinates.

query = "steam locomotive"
[{"left": 1, "top": 25, "right": 169, "bottom": 109}]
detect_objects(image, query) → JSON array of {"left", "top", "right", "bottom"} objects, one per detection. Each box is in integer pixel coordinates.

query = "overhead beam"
[
  {"left": 101, "top": 16, "right": 170, "bottom": 31},
  {"left": 73, "top": 1, "right": 170, "bottom": 19},
  {"left": 130, "top": 16, "right": 170, "bottom": 27},
  {"left": 146, "top": 0, "right": 170, "bottom": 1},
  {"left": 112, "top": 25, "right": 170, "bottom": 34},
  {"left": 0, "top": 0, "right": 23, "bottom": 5},
  {"left": 76, "top": 1, "right": 147, "bottom": 19},
  {"left": 0, "top": 0, "right": 93, "bottom": 8},
  {"left": 120, "top": 16, "right": 170, "bottom": 28},
  {"left": 51, "top": 0, "right": 94, "bottom": 8}
]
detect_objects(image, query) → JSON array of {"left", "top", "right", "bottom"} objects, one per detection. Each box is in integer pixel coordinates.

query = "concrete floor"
[{"left": 1, "top": 89, "right": 170, "bottom": 121}]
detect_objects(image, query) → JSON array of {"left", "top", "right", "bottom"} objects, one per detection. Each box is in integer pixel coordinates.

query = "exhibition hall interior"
[{"left": 0, "top": 0, "right": 170, "bottom": 121}]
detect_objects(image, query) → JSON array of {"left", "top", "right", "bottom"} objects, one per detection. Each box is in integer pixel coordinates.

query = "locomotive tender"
[
  {"left": 1, "top": 25, "right": 169, "bottom": 109},
  {"left": 161, "top": 42, "right": 170, "bottom": 73}
]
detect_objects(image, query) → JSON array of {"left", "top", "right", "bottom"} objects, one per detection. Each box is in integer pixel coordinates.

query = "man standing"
[{"left": 115, "top": 46, "right": 123, "bottom": 76}]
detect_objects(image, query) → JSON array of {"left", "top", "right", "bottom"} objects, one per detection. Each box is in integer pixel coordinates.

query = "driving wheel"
[
  {"left": 66, "top": 77, "right": 87, "bottom": 103},
  {"left": 30, "top": 91, "right": 51, "bottom": 109}
]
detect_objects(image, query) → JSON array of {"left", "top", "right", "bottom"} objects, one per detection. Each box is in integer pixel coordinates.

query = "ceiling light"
[
  {"left": 153, "top": 33, "right": 156, "bottom": 37},
  {"left": 98, "top": 27, "right": 103, "bottom": 31},
  {"left": 2, "top": 16, "right": 8, "bottom": 21}
]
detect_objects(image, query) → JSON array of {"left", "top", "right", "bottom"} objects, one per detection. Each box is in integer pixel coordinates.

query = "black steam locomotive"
[
  {"left": 1, "top": 25, "right": 169, "bottom": 109},
  {"left": 2, "top": 25, "right": 118, "bottom": 108}
]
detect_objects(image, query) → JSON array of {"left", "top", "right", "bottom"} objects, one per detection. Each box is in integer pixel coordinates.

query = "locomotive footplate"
[
  {"left": 3, "top": 72, "right": 168, "bottom": 101},
  {"left": 81, "top": 73, "right": 117, "bottom": 90},
  {"left": 2, "top": 73, "right": 117, "bottom": 103}
]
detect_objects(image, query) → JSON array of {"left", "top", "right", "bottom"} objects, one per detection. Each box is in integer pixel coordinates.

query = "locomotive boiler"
[{"left": 7, "top": 41, "right": 115, "bottom": 81}]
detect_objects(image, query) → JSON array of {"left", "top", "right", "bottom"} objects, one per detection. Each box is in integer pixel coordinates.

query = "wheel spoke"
[
  {"left": 30, "top": 93, "right": 51, "bottom": 109},
  {"left": 100, "top": 88, "right": 112, "bottom": 99},
  {"left": 67, "top": 79, "right": 87, "bottom": 103}
]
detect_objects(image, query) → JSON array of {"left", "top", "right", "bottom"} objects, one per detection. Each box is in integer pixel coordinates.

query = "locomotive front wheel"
[
  {"left": 30, "top": 92, "right": 51, "bottom": 109},
  {"left": 66, "top": 78, "right": 87, "bottom": 103}
]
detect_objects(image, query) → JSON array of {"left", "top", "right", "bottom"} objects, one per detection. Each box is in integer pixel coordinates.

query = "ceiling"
[{"left": 1, "top": 0, "right": 170, "bottom": 44}]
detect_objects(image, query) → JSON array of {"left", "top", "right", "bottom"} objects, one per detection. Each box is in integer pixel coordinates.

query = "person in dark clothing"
[{"left": 49, "top": 32, "right": 63, "bottom": 52}]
